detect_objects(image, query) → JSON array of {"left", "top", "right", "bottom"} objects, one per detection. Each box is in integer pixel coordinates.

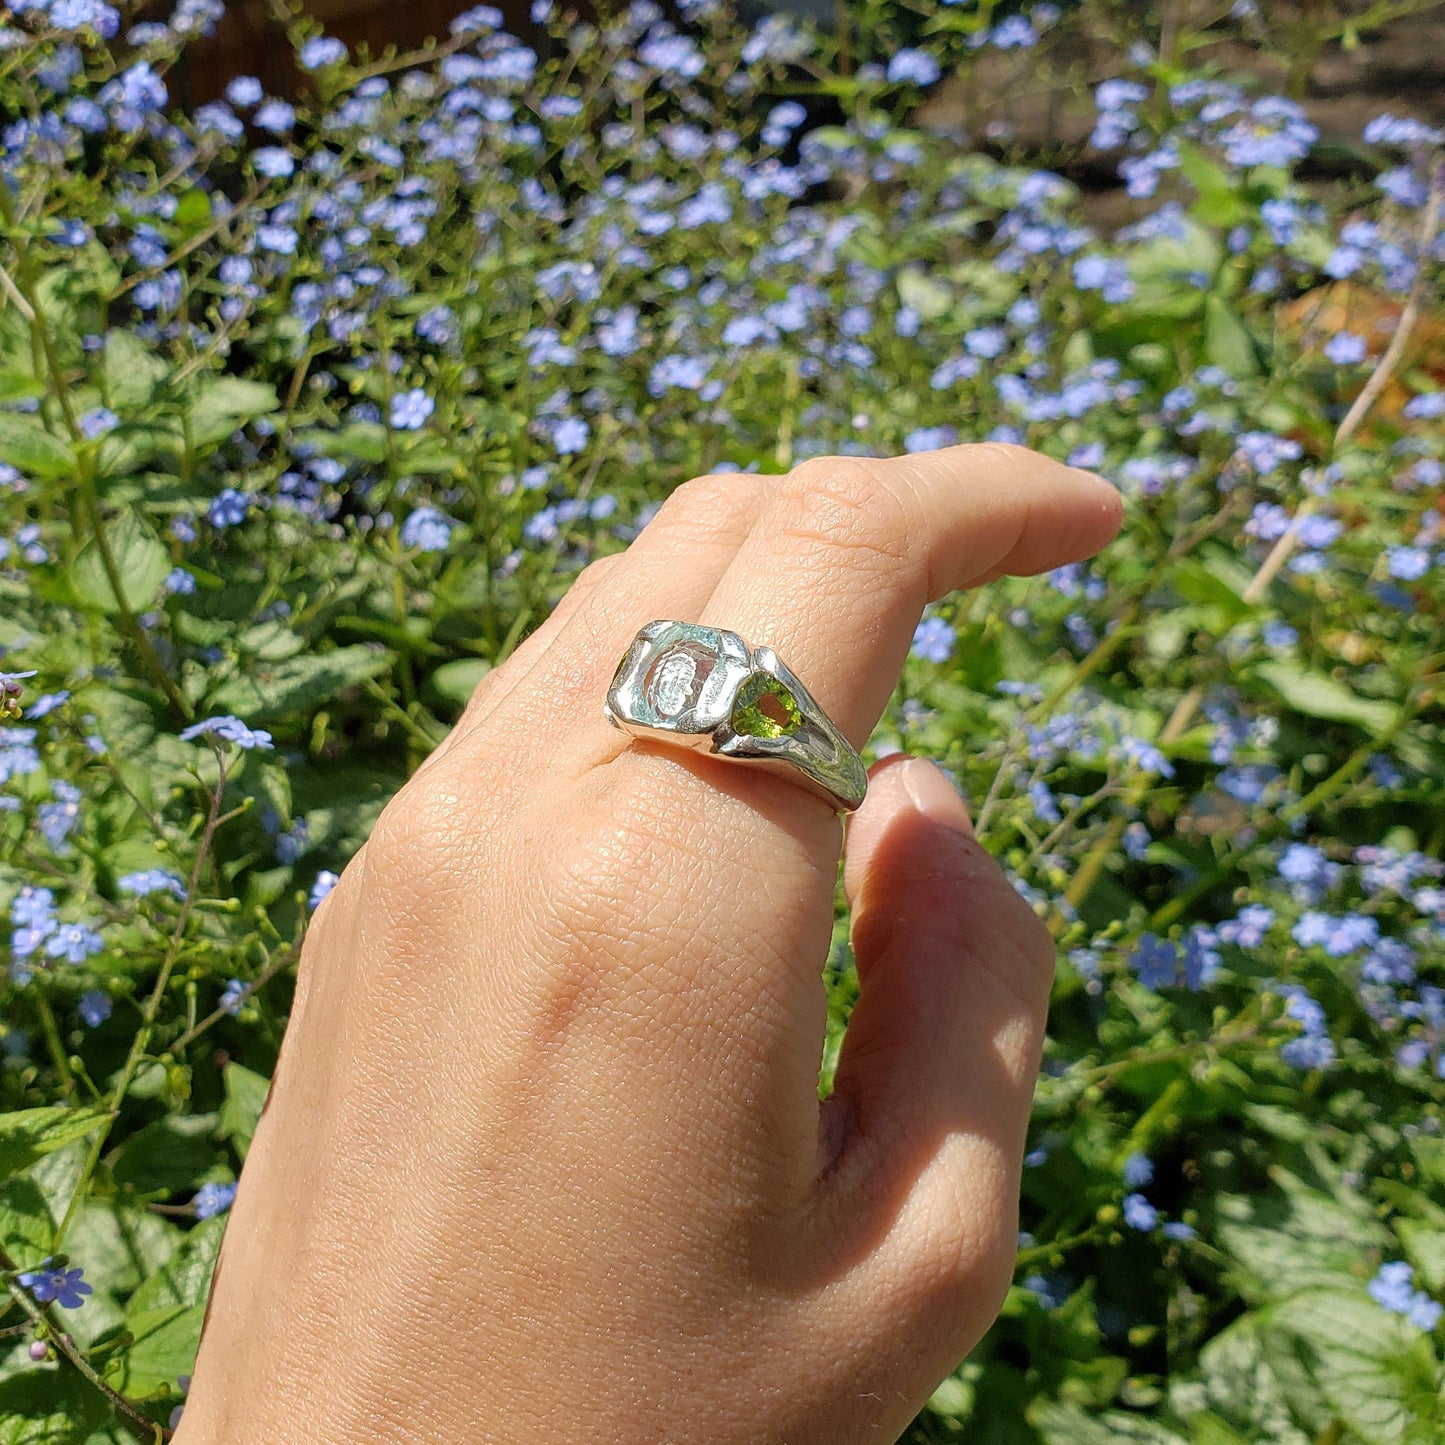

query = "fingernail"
[{"left": 900, "top": 757, "right": 975, "bottom": 838}]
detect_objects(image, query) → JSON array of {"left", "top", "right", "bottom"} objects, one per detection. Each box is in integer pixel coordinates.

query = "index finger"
[{"left": 691, "top": 443, "right": 1122, "bottom": 757}]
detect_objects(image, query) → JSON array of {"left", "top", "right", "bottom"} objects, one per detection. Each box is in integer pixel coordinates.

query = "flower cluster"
[{"left": 0, "top": 0, "right": 1442, "bottom": 1438}]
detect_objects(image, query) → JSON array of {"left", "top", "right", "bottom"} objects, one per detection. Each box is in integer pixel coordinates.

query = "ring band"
[{"left": 603, "top": 620, "right": 868, "bottom": 812}]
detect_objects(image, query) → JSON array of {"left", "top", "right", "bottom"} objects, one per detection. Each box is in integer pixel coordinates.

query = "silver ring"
[{"left": 603, "top": 620, "right": 868, "bottom": 812}]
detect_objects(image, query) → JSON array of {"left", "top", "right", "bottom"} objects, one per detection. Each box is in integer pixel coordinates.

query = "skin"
[{"left": 175, "top": 443, "right": 1123, "bottom": 1444}]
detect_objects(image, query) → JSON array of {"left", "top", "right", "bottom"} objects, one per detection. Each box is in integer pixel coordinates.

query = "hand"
[{"left": 175, "top": 444, "right": 1122, "bottom": 1443}]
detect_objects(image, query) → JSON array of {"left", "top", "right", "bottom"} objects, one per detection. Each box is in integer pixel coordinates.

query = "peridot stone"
[{"left": 732, "top": 672, "right": 802, "bottom": 739}]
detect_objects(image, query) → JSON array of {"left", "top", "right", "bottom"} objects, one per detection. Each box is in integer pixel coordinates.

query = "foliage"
[{"left": 0, "top": 0, "right": 1442, "bottom": 1437}]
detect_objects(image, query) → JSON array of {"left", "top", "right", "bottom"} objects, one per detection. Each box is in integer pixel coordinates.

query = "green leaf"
[
  {"left": 0, "top": 1178, "right": 58, "bottom": 1260},
  {"left": 1215, "top": 1171, "right": 1392, "bottom": 1302},
  {"left": 1398, "top": 1220, "right": 1445, "bottom": 1295},
  {"left": 1030, "top": 1401, "right": 1190, "bottom": 1444},
  {"left": 111, "top": 1304, "right": 207, "bottom": 1395},
  {"left": 0, "top": 368, "right": 45, "bottom": 404},
  {"left": 896, "top": 268, "right": 954, "bottom": 320},
  {"left": 0, "top": 1369, "right": 112, "bottom": 1445},
  {"left": 1203, "top": 294, "right": 1261, "bottom": 380},
  {"left": 428, "top": 657, "right": 491, "bottom": 708},
  {"left": 127, "top": 1214, "right": 227, "bottom": 1314},
  {"left": 185, "top": 377, "right": 278, "bottom": 448},
  {"left": 69, "top": 511, "right": 170, "bottom": 615},
  {"left": 103, "top": 331, "right": 166, "bottom": 413},
  {"left": 292, "top": 421, "right": 388, "bottom": 464},
  {"left": 1258, "top": 1288, "right": 1442, "bottom": 1444},
  {"left": 63, "top": 1202, "right": 178, "bottom": 1301},
  {"left": 0, "top": 414, "right": 76, "bottom": 480},
  {"left": 218, "top": 1064, "right": 270, "bottom": 1159},
  {"left": 0, "top": 1107, "right": 107, "bottom": 1178},
  {"left": 1171, "top": 557, "right": 1256, "bottom": 625},
  {"left": 1255, "top": 659, "right": 1398, "bottom": 733},
  {"left": 172, "top": 187, "right": 212, "bottom": 235},
  {"left": 206, "top": 644, "right": 389, "bottom": 721},
  {"left": 110, "top": 1114, "right": 219, "bottom": 1196},
  {"left": 1197, "top": 1316, "right": 1313, "bottom": 1443}
]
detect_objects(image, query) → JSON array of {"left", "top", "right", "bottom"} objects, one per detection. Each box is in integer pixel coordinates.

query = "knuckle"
[
  {"left": 909, "top": 1152, "right": 1019, "bottom": 1313},
  {"left": 533, "top": 790, "right": 678, "bottom": 955},
  {"left": 777, "top": 457, "right": 914, "bottom": 579},
  {"left": 973, "top": 891, "right": 1057, "bottom": 1014},
  {"left": 653, "top": 471, "right": 767, "bottom": 543},
  {"left": 366, "top": 767, "right": 484, "bottom": 875},
  {"left": 571, "top": 549, "right": 627, "bottom": 593},
  {"left": 958, "top": 440, "right": 1040, "bottom": 479}
]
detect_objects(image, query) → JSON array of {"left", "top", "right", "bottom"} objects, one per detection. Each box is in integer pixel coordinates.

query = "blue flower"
[
  {"left": 179, "top": 716, "right": 274, "bottom": 751},
  {"left": 390, "top": 389, "right": 434, "bottom": 430},
  {"left": 78, "top": 991, "right": 111, "bottom": 1027},
  {"left": 549, "top": 416, "right": 590, "bottom": 454},
  {"left": 308, "top": 870, "right": 340, "bottom": 910},
  {"left": 118, "top": 869, "right": 187, "bottom": 899},
  {"left": 1403, "top": 393, "right": 1444, "bottom": 420},
  {"left": 1218, "top": 96, "right": 1317, "bottom": 169},
  {"left": 79, "top": 408, "right": 118, "bottom": 439},
  {"left": 225, "top": 75, "right": 262, "bottom": 107},
  {"left": 207, "top": 489, "right": 250, "bottom": 529},
  {"left": 1324, "top": 331, "right": 1367, "bottom": 365},
  {"left": 219, "top": 979, "right": 248, "bottom": 1015},
  {"left": 887, "top": 48, "right": 941, "bottom": 86},
  {"left": 299, "top": 35, "right": 346, "bottom": 70},
  {"left": 1122, "top": 1153, "right": 1154, "bottom": 1188},
  {"left": 1183, "top": 926, "right": 1222, "bottom": 990},
  {"left": 1277, "top": 843, "right": 1340, "bottom": 903},
  {"left": 1122, "top": 1193, "right": 1158, "bottom": 1231},
  {"left": 1387, "top": 546, "right": 1431, "bottom": 581},
  {"left": 44, "top": 922, "right": 104, "bottom": 964},
  {"left": 253, "top": 100, "right": 295, "bottom": 134},
  {"left": 193, "top": 1181, "right": 238, "bottom": 1219},
  {"left": 400, "top": 507, "right": 457, "bottom": 553},
  {"left": 17, "top": 1262, "right": 92, "bottom": 1309},
  {"left": 903, "top": 425, "right": 958, "bottom": 454},
  {"left": 1129, "top": 934, "right": 1179, "bottom": 990},
  {"left": 638, "top": 31, "right": 705, "bottom": 79},
  {"left": 416, "top": 307, "right": 455, "bottom": 346},
  {"left": 1119, "top": 736, "right": 1174, "bottom": 777},
  {"left": 1237, "top": 431, "right": 1303, "bottom": 474},
  {"left": 24, "top": 691, "right": 69, "bottom": 720},
  {"left": 1292, "top": 910, "right": 1379, "bottom": 956},
  {"left": 252, "top": 146, "right": 295, "bottom": 179},
  {"left": 273, "top": 818, "right": 310, "bottom": 864},
  {"left": 1364, "top": 114, "right": 1445, "bottom": 147},
  {"left": 989, "top": 15, "right": 1037, "bottom": 47},
  {"left": 37, "top": 781, "right": 81, "bottom": 853},
  {"left": 1369, "top": 1262, "right": 1442, "bottom": 1329},
  {"left": 911, "top": 616, "right": 956, "bottom": 664},
  {"left": 1072, "top": 254, "right": 1134, "bottom": 302}
]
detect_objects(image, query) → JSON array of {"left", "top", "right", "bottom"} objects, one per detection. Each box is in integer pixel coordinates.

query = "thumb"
[{"left": 823, "top": 754, "right": 1055, "bottom": 1285}]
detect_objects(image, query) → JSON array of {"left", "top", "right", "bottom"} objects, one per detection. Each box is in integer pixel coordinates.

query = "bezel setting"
[{"left": 604, "top": 620, "right": 868, "bottom": 811}]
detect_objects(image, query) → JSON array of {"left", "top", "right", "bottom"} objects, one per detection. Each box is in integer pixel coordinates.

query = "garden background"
[{"left": 1, "top": 0, "right": 1444, "bottom": 1438}]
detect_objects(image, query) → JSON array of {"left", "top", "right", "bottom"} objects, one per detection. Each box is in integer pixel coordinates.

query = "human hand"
[{"left": 175, "top": 444, "right": 1122, "bottom": 1443}]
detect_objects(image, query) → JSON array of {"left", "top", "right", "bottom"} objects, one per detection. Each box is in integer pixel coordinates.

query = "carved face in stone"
[{"left": 643, "top": 641, "right": 716, "bottom": 720}]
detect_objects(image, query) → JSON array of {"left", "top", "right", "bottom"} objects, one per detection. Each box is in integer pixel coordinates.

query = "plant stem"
[
  {"left": 53, "top": 756, "right": 229, "bottom": 1253},
  {"left": 0, "top": 185, "right": 190, "bottom": 717},
  {"left": 0, "top": 1244, "right": 170, "bottom": 1442},
  {"left": 167, "top": 943, "right": 295, "bottom": 1055}
]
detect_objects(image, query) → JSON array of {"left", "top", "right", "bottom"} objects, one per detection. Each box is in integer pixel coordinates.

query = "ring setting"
[{"left": 604, "top": 620, "right": 868, "bottom": 812}]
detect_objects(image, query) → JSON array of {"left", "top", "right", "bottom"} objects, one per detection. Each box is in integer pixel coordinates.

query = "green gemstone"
[{"left": 732, "top": 672, "right": 803, "bottom": 739}]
